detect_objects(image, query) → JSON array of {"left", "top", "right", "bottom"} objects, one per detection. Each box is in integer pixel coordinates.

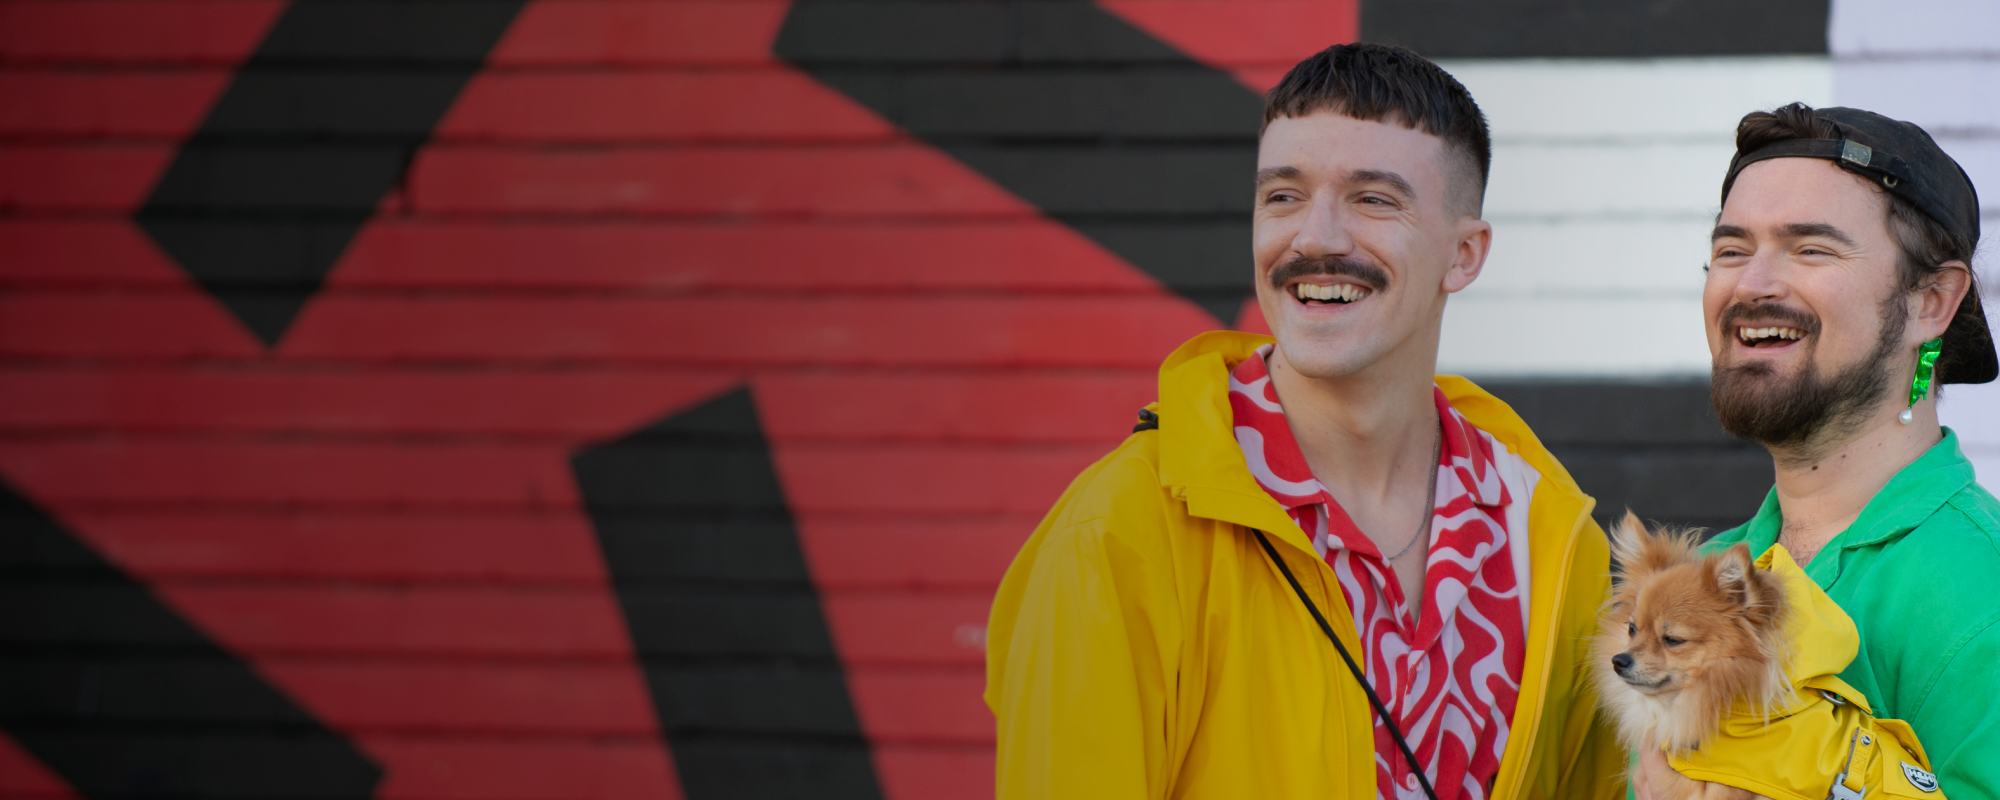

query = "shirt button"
[{"left": 1404, "top": 774, "right": 1419, "bottom": 789}]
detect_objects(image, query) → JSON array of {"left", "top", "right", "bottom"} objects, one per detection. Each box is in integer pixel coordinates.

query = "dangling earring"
[{"left": 1901, "top": 338, "right": 1943, "bottom": 425}]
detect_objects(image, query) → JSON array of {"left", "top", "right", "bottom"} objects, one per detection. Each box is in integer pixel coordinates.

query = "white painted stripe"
[
  {"left": 1834, "top": 59, "right": 2000, "bottom": 134},
  {"left": 1443, "top": 57, "right": 1833, "bottom": 141},
  {"left": 1439, "top": 293, "right": 1709, "bottom": 376},
  {"left": 1485, "top": 141, "right": 1728, "bottom": 218},
  {"left": 1832, "top": 0, "right": 2000, "bottom": 57},
  {"left": 1476, "top": 219, "right": 1713, "bottom": 295}
]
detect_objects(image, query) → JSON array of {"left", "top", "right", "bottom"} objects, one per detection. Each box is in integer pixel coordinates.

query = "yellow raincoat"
[
  {"left": 985, "top": 331, "right": 1625, "bottom": 799},
  {"left": 1668, "top": 546, "right": 1948, "bottom": 799}
]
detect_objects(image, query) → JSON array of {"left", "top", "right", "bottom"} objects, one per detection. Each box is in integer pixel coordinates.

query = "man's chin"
[{"left": 1270, "top": 330, "right": 1374, "bottom": 380}]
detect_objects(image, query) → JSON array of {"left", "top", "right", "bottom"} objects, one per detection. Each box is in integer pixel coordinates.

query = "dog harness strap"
[{"left": 1826, "top": 728, "right": 1866, "bottom": 800}]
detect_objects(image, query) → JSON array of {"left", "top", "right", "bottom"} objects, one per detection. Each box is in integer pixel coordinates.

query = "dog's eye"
[
  {"left": 1661, "top": 635, "right": 1686, "bottom": 647},
  {"left": 1627, "top": 621, "right": 1636, "bottom": 637}
]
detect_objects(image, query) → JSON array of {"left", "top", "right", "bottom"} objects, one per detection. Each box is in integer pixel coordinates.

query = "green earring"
[{"left": 1900, "top": 337, "right": 1943, "bottom": 425}]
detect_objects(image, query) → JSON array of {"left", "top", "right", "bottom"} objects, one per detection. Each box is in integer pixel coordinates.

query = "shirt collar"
[
  {"left": 1735, "top": 428, "right": 1976, "bottom": 581},
  {"left": 1228, "top": 344, "right": 1507, "bottom": 511}
]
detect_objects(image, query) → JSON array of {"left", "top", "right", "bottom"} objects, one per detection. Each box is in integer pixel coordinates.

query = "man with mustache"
[
  {"left": 1635, "top": 104, "right": 2000, "bottom": 795},
  {"left": 986, "top": 43, "right": 1624, "bottom": 799}
]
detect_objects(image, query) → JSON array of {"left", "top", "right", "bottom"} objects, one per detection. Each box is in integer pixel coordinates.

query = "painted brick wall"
[
  {"left": 0, "top": 2, "right": 1987, "bottom": 799},
  {"left": 0, "top": 3, "right": 1344, "bottom": 798}
]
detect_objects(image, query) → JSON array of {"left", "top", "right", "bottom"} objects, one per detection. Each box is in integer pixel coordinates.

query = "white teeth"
[
  {"left": 1294, "top": 283, "right": 1370, "bottom": 303},
  {"left": 1737, "top": 326, "right": 1806, "bottom": 342}
]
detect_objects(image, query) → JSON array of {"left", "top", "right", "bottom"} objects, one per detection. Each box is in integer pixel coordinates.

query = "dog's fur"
[{"left": 1592, "top": 512, "right": 1791, "bottom": 800}]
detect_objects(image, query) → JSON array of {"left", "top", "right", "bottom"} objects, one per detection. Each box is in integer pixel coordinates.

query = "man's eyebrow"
[
  {"left": 1348, "top": 169, "right": 1415, "bottom": 200},
  {"left": 1255, "top": 166, "right": 1300, "bottom": 188},
  {"left": 1711, "top": 222, "right": 1859, "bottom": 248},
  {"left": 1779, "top": 222, "right": 1857, "bottom": 248}
]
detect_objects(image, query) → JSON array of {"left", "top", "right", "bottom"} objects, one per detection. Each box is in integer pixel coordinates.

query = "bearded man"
[{"left": 1655, "top": 102, "right": 2000, "bottom": 795}]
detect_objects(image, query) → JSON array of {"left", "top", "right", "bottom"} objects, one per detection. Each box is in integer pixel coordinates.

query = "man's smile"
[{"left": 1287, "top": 279, "right": 1375, "bottom": 309}]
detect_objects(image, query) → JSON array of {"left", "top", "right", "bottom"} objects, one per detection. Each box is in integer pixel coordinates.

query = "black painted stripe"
[
  {"left": 134, "top": 0, "right": 526, "bottom": 347},
  {"left": 0, "top": 481, "right": 382, "bottom": 799},
  {"left": 1361, "top": 0, "right": 1829, "bottom": 58},
  {"left": 571, "top": 388, "right": 886, "bottom": 800},
  {"left": 775, "top": 0, "right": 1259, "bottom": 324},
  {"left": 1476, "top": 379, "right": 1769, "bottom": 533}
]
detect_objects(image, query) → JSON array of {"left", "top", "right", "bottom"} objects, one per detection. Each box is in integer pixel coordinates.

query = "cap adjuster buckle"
[{"left": 1840, "top": 139, "right": 1873, "bottom": 168}]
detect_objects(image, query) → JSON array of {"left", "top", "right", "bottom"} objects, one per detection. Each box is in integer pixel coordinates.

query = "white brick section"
[
  {"left": 1426, "top": 58, "right": 1832, "bottom": 377},
  {"left": 1833, "top": 0, "right": 2000, "bottom": 485},
  {"left": 1446, "top": 57, "right": 1833, "bottom": 141},
  {"left": 1440, "top": 292, "right": 1709, "bottom": 376},
  {"left": 1832, "top": 0, "right": 2000, "bottom": 57}
]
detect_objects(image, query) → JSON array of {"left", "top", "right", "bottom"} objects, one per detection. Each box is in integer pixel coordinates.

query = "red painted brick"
[
  {"left": 405, "top": 144, "right": 1034, "bottom": 217},
  {"left": 277, "top": 295, "right": 1209, "bottom": 367},
  {"left": 0, "top": 220, "right": 192, "bottom": 286},
  {"left": 850, "top": 669, "right": 991, "bottom": 743},
  {"left": 492, "top": 1, "right": 791, "bottom": 67},
  {"left": 0, "top": 290, "right": 262, "bottom": 360},
  {"left": 0, "top": 732, "right": 78, "bottom": 799},
  {"left": 439, "top": 70, "right": 896, "bottom": 143},
  {"left": 0, "top": 437, "right": 1099, "bottom": 514},
  {"left": 877, "top": 746, "right": 994, "bottom": 800},
  {"left": 332, "top": 219, "right": 1156, "bottom": 293},
  {"left": 0, "top": 144, "right": 173, "bottom": 212},
  {"left": 0, "top": 367, "right": 1155, "bottom": 444},
  {"left": 363, "top": 735, "right": 682, "bottom": 800},
  {"left": 1103, "top": 0, "right": 1359, "bottom": 89},
  {"left": 0, "top": 1, "right": 280, "bottom": 65},
  {"left": 48, "top": 506, "right": 1031, "bottom": 590},
  {"left": 0, "top": 72, "right": 228, "bottom": 139}
]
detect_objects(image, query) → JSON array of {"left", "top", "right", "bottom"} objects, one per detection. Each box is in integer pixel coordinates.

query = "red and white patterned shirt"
[{"left": 1229, "top": 345, "right": 1530, "bottom": 800}]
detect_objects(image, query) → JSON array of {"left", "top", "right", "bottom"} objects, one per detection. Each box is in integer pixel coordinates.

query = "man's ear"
[
  {"left": 1442, "top": 217, "right": 1492, "bottom": 295},
  {"left": 1912, "top": 260, "right": 1973, "bottom": 342}
]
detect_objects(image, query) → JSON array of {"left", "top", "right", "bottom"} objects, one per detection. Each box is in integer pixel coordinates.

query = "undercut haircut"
[{"left": 1263, "top": 42, "right": 1492, "bottom": 216}]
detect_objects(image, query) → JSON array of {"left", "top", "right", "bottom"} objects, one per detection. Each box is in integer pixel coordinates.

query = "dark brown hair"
[
  {"left": 1263, "top": 43, "right": 1492, "bottom": 214},
  {"left": 1734, "top": 102, "right": 1984, "bottom": 383}
]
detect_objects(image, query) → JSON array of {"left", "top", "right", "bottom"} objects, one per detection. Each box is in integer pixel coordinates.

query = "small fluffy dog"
[{"left": 1593, "top": 512, "right": 1790, "bottom": 800}]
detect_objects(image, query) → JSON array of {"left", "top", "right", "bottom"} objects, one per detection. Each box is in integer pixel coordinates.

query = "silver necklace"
[{"left": 1382, "top": 429, "right": 1442, "bottom": 561}]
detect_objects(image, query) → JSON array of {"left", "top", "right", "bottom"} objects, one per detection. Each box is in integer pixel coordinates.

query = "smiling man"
[
  {"left": 1633, "top": 103, "right": 2000, "bottom": 796},
  {"left": 985, "top": 43, "right": 1624, "bottom": 799}
]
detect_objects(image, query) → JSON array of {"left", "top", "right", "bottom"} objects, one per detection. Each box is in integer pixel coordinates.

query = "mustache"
[
  {"left": 1268, "top": 255, "right": 1389, "bottom": 292},
  {"left": 1719, "top": 301, "right": 1819, "bottom": 335}
]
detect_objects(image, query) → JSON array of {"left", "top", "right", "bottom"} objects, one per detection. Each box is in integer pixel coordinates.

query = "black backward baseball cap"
[{"left": 1721, "top": 105, "right": 1997, "bottom": 385}]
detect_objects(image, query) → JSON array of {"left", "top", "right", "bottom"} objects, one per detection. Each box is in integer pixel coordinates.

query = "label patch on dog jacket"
[{"left": 1903, "top": 762, "right": 1940, "bottom": 792}]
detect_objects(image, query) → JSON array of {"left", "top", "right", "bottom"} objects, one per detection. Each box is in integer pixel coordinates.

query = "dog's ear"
[
  {"left": 1609, "top": 510, "right": 1665, "bottom": 582},
  {"left": 1713, "top": 543, "right": 1755, "bottom": 604},
  {"left": 1610, "top": 510, "right": 1701, "bottom": 584},
  {"left": 1713, "top": 543, "right": 1784, "bottom": 624}
]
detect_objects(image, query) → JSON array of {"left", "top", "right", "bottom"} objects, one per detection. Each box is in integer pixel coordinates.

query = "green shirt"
[{"left": 1706, "top": 428, "right": 2000, "bottom": 795}]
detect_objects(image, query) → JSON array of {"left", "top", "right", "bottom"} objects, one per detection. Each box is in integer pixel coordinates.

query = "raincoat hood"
[{"left": 1670, "top": 546, "right": 1946, "bottom": 799}]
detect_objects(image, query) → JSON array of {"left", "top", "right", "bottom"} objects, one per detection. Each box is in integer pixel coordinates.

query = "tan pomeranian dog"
[{"left": 1592, "top": 512, "right": 1791, "bottom": 800}]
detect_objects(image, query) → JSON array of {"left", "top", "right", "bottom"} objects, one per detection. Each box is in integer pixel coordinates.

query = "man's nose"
[
  {"left": 1612, "top": 652, "right": 1634, "bottom": 676},
  {"left": 1289, "top": 193, "right": 1354, "bottom": 257},
  {"left": 1729, "top": 250, "right": 1790, "bottom": 305}
]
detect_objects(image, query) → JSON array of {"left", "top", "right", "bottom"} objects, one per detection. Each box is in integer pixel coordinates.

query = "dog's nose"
[{"left": 1612, "top": 653, "right": 1634, "bottom": 675}]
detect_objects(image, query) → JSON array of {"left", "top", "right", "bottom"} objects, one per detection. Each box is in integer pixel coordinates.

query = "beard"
[{"left": 1710, "top": 293, "right": 1907, "bottom": 448}]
